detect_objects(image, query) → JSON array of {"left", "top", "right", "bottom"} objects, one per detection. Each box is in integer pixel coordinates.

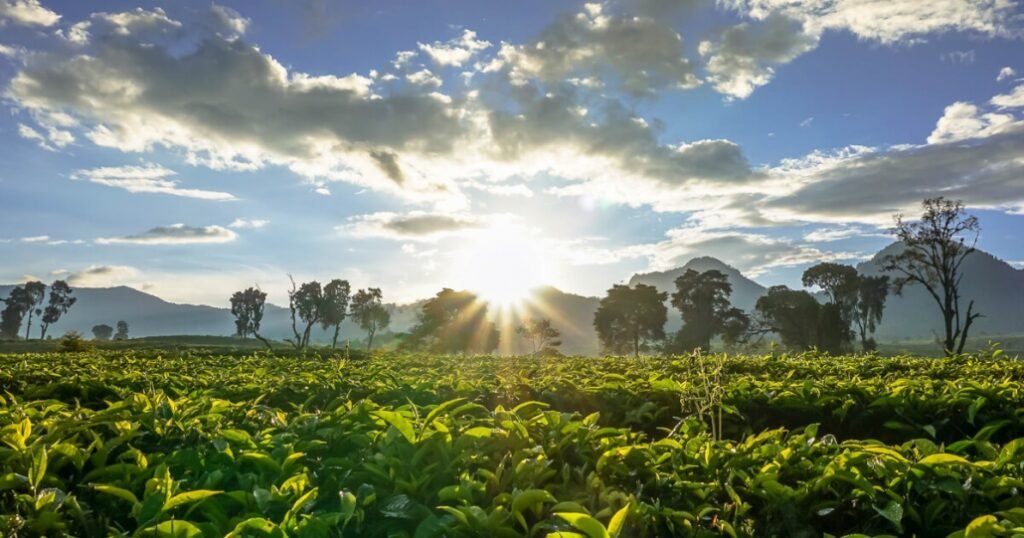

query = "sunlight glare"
[{"left": 450, "top": 226, "right": 552, "bottom": 307}]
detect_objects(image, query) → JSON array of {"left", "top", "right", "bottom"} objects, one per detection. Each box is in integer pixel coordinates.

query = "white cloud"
[
  {"left": 991, "top": 83, "right": 1024, "bottom": 108},
  {"left": 418, "top": 29, "right": 491, "bottom": 67},
  {"left": 339, "top": 211, "right": 491, "bottom": 241},
  {"left": 803, "top": 225, "right": 882, "bottom": 242},
  {"left": 96, "top": 223, "right": 238, "bottom": 245},
  {"left": 406, "top": 68, "right": 442, "bottom": 87},
  {"left": 228, "top": 218, "right": 269, "bottom": 229},
  {"left": 21, "top": 235, "right": 49, "bottom": 243},
  {"left": 66, "top": 265, "right": 141, "bottom": 287},
  {"left": 0, "top": 0, "right": 59, "bottom": 27},
  {"left": 940, "top": 50, "right": 975, "bottom": 63},
  {"left": 71, "top": 164, "right": 237, "bottom": 200},
  {"left": 998, "top": 66, "right": 1017, "bottom": 82},
  {"left": 927, "top": 101, "right": 1021, "bottom": 144}
]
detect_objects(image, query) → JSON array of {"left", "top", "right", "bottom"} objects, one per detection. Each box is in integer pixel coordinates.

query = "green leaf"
[
  {"left": 917, "top": 453, "right": 973, "bottom": 467},
  {"left": 283, "top": 487, "right": 318, "bottom": 527},
  {"left": 93, "top": 484, "right": 140, "bottom": 506},
  {"left": 240, "top": 452, "right": 281, "bottom": 474},
  {"left": 512, "top": 489, "right": 556, "bottom": 530},
  {"left": 375, "top": 410, "right": 416, "bottom": 444},
  {"left": 423, "top": 397, "right": 467, "bottom": 428},
  {"left": 139, "top": 520, "right": 204, "bottom": 538},
  {"left": 163, "top": 490, "right": 222, "bottom": 512},
  {"left": 873, "top": 501, "right": 903, "bottom": 530},
  {"left": 0, "top": 473, "right": 28, "bottom": 490},
  {"left": 555, "top": 512, "right": 609, "bottom": 538},
  {"left": 28, "top": 447, "right": 47, "bottom": 490},
  {"left": 607, "top": 503, "right": 630, "bottom": 538},
  {"left": 964, "top": 515, "right": 1000, "bottom": 538},
  {"left": 225, "top": 517, "right": 287, "bottom": 538}
]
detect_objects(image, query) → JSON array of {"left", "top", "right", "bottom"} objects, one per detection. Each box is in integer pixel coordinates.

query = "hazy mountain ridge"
[{"left": 3, "top": 244, "right": 1022, "bottom": 351}]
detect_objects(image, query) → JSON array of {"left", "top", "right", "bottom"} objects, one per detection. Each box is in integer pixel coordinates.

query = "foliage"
[
  {"left": 669, "top": 269, "right": 749, "bottom": 352},
  {"left": 55, "top": 331, "right": 93, "bottom": 352},
  {"left": 20, "top": 281, "right": 46, "bottom": 341},
  {"left": 320, "top": 279, "right": 352, "bottom": 349},
  {"left": 115, "top": 320, "right": 130, "bottom": 340},
  {"left": 594, "top": 284, "right": 667, "bottom": 356},
  {"left": 351, "top": 288, "right": 391, "bottom": 351},
  {"left": 1, "top": 285, "right": 35, "bottom": 339},
  {"left": 516, "top": 318, "right": 562, "bottom": 355},
  {"left": 854, "top": 276, "right": 889, "bottom": 352},
  {"left": 0, "top": 349, "right": 1023, "bottom": 537},
  {"left": 405, "top": 288, "right": 499, "bottom": 353},
  {"left": 91, "top": 324, "right": 114, "bottom": 341},
  {"left": 40, "top": 280, "right": 76, "bottom": 341},
  {"left": 881, "top": 197, "right": 982, "bottom": 356},
  {"left": 230, "top": 287, "right": 269, "bottom": 348},
  {"left": 752, "top": 286, "right": 820, "bottom": 351}
]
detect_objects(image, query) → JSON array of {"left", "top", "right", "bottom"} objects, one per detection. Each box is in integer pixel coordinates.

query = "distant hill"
[{"left": 3, "top": 245, "right": 1023, "bottom": 353}]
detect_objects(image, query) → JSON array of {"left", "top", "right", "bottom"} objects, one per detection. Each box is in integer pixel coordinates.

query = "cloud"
[
  {"left": 228, "top": 218, "right": 269, "bottom": 229},
  {"left": 485, "top": 2, "right": 699, "bottom": 96},
  {"left": 0, "top": 0, "right": 59, "bottom": 27},
  {"left": 940, "top": 50, "right": 975, "bottom": 63},
  {"left": 699, "top": 13, "right": 819, "bottom": 99},
  {"left": 803, "top": 225, "right": 883, "bottom": 242},
  {"left": 96, "top": 223, "right": 238, "bottom": 245},
  {"left": 339, "top": 211, "right": 488, "bottom": 241},
  {"left": 71, "top": 164, "right": 237, "bottom": 200},
  {"left": 991, "top": 83, "right": 1024, "bottom": 108},
  {"left": 998, "top": 66, "right": 1017, "bottom": 82},
  {"left": 66, "top": 265, "right": 141, "bottom": 287},
  {"left": 418, "top": 29, "right": 490, "bottom": 67},
  {"left": 927, "top": 101, "right": 1021, "bottom": 144},
  {"left": 21, "top": 235, "right": 49, "bottom": 242}
]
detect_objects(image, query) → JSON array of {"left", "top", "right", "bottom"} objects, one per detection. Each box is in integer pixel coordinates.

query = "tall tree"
[
  {"left": 320, "top": 279, "right": 351, "bottom": 349},
  {"left": 230, "top": 287, "right": 270, "bottom": 349},
  {"left": 405, "top": 288, "right": 498, "bottom": 354},
  {"left": 350, "top": 287, "right": 390, "bottom": 351},
  {"left": 114, "top": 320, "right": 129, "bottom": 340},
  {"left": 802, "top": 263, "right": 859, "bottom": 352},
  {"left": 92, "top": 324, "right": 114, "bottom": 341},
  {"left": 515, "top": 318, "right": 562, "bottom": 355},
  {"left": 753, "top": 286, "right": 821, "bottom": 351},
  {"left": 0, "top": 286, "right": 32, "bottom": 339},
  {"left": 39, "top": 280, "right": 76, "bottom": 340},
  {"left": 593, "top": 284, "right": 667, "bottom": 356},
  {"left": 21, "top": 281, "right": 46, "bottom": 340},
  {"left": 881, "top": 197, "right": 982, "bottom": 356},
  {"left": 853, "top": 276, "right": 889, "bottom": 352},
  {"left": 287, "top": 276, "right": 323, "bottom": 349},
  {"left": 669, "top": 269, "right": 749, "bottom": 352}
]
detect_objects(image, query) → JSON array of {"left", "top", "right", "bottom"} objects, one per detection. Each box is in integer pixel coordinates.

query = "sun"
[{"left": 449, "top": 226, "right": 552, "bottom": 307}]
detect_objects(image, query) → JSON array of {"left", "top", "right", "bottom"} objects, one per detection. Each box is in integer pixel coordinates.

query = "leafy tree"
[
  {"left": 320, "top": 279, "right": 351, "bottom": 349},
  {"left": 753, "top": 286, "right": 821, "bottom": 351},
  {"left": 853, "top": 276, "right": 889, "bottom": 351},
  {"left": 802, "top": 263, "right": 859, "bottom": 352},
  {"left": 515, "top": 318, "right": 562, "bottom": 355},
  {"left": 114, "top": 320, "right": 129, "bottom": 340},
  {"left": 21, "top": 281, "right": 46, "bottom": 340},
  {"left": 405, "top": 288, "right": 499, "bottom": 354},
  {"left": 881, "top": 197, "right": 982, "bottom": 356},
  {"left": 351, "top": 287, "right": 391, "bottom": 351},
  {"left": 230, "top": 287, "right": 270, "bottom": 349},
  {"left": 92, "top": 324, "right": 114, "bottom": 341},
  {"left": 593, "top": 284, "right": 667, "bottom": 356},
  {"left": 287, "top": 277, "right": 323, "bottom": 349},
  {"left": 40, "top": 280, "right": 76, "bottom": 340},
  {"left": 1, "top": 286, "right": 34, "bottom": 339},
  {"left": 668, "top": 269, "right": 749, "bottom": 352}
]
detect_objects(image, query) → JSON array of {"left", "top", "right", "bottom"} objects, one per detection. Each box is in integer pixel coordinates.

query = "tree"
[
  {"left": 515, "top": 318, "right": 562, "bottom": 355},
  {"left": 753, "top": 286, "right": 821, "bottom": 351},
  {"left": 1, "top": 286, "right": 34, "bottom": 340},
  {"left": 230, "top": 287, "right": 270, "bottom": 349},
  {"left": 287, "top": 276, "right": 323, "bottom": 349},
  {"left": 21, "top": 281, "right": 46, "bottom": 340},
  {"left": 668, "top": 269, "right": 749, "bottom": 352},
  {"left": 593, "top": 284, "right": 667, "bottom": 356},
  {"left": 853, "top": 276, "right": 889, "bottom": 352},
  {"left": 114, "top": 320, "right": 129, "bottom": 340},
  {"left": 881, "top": 197, "right": 982, "bottom": 356},
  {"left": 405, "top": 288, "right": 499, "bottom": 354},
  {"left": 320, "top": 279, "right": 351, "bottom": 349},
  {"left": 801, "top": 263, "right": 859, "bottom": 353},
  {"left": 92, "top": 324, "right": 114, "bottom": 341},
  {"left": 351, "top": 287, "right": 391, "bottom": 351},
  {"left": 40, "top": 280, "right": 76, "bottom": 340}
]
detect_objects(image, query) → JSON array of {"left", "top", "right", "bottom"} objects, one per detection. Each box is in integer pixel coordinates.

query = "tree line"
[{"left": 0, "top": 280, "right": 76, "bottom": 340}]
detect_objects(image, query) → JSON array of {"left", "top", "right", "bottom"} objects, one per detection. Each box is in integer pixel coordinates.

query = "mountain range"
[{"left": 3, "top": 244, "right": 1022, "bottom": 354}]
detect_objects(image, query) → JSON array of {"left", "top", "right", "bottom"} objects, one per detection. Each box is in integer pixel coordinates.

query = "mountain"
[{"left": 628, "top": 256, "right": 767, "bottom": 332}]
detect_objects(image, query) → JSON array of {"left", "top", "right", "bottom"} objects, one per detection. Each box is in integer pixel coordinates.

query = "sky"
[{"left": 1, "top": 0, "right": 1023, "bottom": 307}]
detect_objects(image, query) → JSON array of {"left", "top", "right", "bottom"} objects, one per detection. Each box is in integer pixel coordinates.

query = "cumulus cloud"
[
  {"left": 71, "top": 164, "right": 237, "bottom": 200},
  {"left": 0, "top": 0, "right": 59, "bottom": 27},
  {"left": 418, "top": 29, "right": 490, "bottom": 67},
  {"left": 699, "top": 13, "right": 819, "bottom": 99},
  {"left": 991, "top": 83, "right": 1024, "bottom": 109},
  {"left": 998, "top": 66, "right": 1017, "bottom": 82},
  {"left": 66, "top": 265, "right": 141, "bottom": 287},
  {"left": 486, "top": 2, "right": 699, "bottom": 96},
  {"left": 228, "top": 218, "right": 269, "bottom": 229},
  {"left": 96, "top": 223, "right": 238, "bottom": 245},
  {"left": 927, "top": 101, "right": 1022, "bottom": 144},
  {"left": 338, "top": 211, "right": 489, "bottom": 241}
]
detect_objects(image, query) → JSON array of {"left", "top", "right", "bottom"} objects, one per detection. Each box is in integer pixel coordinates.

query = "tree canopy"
[{"left": 593, "top": 284, "right": 667, "bottom": 356}]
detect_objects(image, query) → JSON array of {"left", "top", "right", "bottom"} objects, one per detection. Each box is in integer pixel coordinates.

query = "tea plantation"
[{"left": 2, "top": 350, "right": 1024, "bottom": 537}]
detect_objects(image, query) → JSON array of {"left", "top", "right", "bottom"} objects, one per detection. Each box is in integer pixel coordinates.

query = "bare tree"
[{"left": 881, "top": 197, "right": 982, "bottom": 355}]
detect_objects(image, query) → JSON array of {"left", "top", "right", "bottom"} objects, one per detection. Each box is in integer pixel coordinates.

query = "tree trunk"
[
  {"left": 254, "top": 332, "right": 273, "bottom": 350},
  {"left": 366, "top": 327, "right": 376, "bottom": 351},
  {"left": 40, "top": 324, "right": 48, "bottom": 341},
  {"left": 331, "top": 324, "right": 340, "bottom": 349},
  {"left": 24, "top": 312, "right": 33, "bottom": 340}
]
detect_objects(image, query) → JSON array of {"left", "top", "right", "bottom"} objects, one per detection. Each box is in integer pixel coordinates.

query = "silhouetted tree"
[
  {"left": 21, "top": 281, "right": 46, "bottom": 340},
  {"left": 351, "top": 287, "right": 390, "bottom": 351},
  {"left": 881, "top": 197, "right": 982, "bottom": 356},
  {"left": 114, "top": 320, "right": 129, "bottom": 340},
  {"left": 853, "top": 276, "right": 889, "bottom": 351},
  {"left": 802, "top": 263, "right": 859, "bottom": 352},
  {"left": 320, "top": 279, "right": 351, "bottom": 349},
  {"left": 668, "top": 269, "right": 749, "bottom": 352},
  {"left": 92, "top": 324, "right": 114, "bottom": 341},
  {"left": 287, "top": 276, "right": 323, "bottom": 349},
  {"left": 405, "top": 288, "right": 499, "bottom": 353},
  {"left": 593, "top": 284, "right": 667, "bottom": 356},
  {"left": 40, "top": 280, "right": 76, "bottom": 340},
  {"left": 230, "top": 287, "right": 270, "bottom": 349},
  {"left": 515, "top": 318, "right": 562, "bottom": 355},
  {"left": 1, "top": 286, "right": 34, "bottom": 339},
  {"left": 753, "top": 286, "right": 821, "bottom": 351}
]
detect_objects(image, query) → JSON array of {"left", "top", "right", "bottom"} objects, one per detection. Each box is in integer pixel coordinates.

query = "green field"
[{"left": 3, "top": 350, "right": 1024, "bottom": 537}]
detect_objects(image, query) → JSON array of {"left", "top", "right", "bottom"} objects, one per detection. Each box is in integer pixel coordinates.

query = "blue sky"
[{"left": 1, "top": 0, "right": 1023, "bottom": 306}]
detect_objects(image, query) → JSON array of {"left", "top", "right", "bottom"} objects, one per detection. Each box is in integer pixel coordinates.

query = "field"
[{"left": 2, "top": 351, "right": 1024, "bottom": 537}]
